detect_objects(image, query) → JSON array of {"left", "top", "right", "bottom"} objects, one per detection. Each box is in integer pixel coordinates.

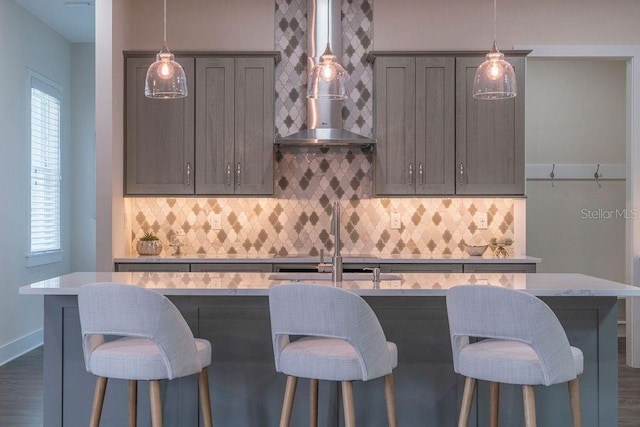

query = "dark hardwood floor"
[
  {"left": 1, "top": 341, "right": 640, "bottom": 426},
  {"left": 0, "top": 346, "right": 43, "bottom": 426}
]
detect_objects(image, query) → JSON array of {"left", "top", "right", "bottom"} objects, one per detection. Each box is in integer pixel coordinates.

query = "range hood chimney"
[{"left": 275, "top": 0, "right": 375, "bottom": 148}]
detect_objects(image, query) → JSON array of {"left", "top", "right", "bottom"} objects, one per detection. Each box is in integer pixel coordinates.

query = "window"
[{"left": 27, "top": 71, "right": 63, "bottom": 266}]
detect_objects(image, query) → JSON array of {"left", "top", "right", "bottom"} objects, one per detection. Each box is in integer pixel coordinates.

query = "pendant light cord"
[
  {"left": 163, "top": 0, "right": 167, "bottom": 45},
  {"left": 493, "top": 0, "right": 497, "bottom": 44}
]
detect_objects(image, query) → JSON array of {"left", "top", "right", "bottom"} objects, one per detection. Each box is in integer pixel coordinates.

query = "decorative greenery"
[
  {"left": 140, "top": 231, "right": 160, "bottom": 241},
  {"left": 489, "top": 237, "right": 513, "bottom": 247}
]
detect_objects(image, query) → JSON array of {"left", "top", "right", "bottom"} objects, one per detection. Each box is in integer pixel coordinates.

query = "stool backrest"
[
  {"left": 269, "top": 283, "right": 393, "bottom": 381},
  {"left": 446, "top": 285, "right": 578, "bottom": 386},
  {"left": 78, "top": 283, "right": 200, "bottom": 380}
]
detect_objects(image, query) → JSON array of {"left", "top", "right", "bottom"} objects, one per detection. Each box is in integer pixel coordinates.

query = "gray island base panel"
[{"left": 21, "top": 272, "right": 640, "bottom": 427}]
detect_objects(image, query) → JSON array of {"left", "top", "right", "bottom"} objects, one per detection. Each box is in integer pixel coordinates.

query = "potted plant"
[{"left": 136, "top": 232, "right": 163, "bottom": 256}]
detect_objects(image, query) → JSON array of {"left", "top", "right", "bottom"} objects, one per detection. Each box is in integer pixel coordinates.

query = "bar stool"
[
  {"left": 269, "top": 282, "right": 398, "bottom": 427},
  {"left": 78, "top": 283, "right": 213, "bottom": 427},
  {"left": 446, "top": 285, "right": 583, "bottom": 427}
]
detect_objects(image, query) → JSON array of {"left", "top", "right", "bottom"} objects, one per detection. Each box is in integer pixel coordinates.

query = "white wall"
[
  {"left": 375, "top": 0, "right": 640, "bottom": 50},
  {"left": 71, "top": 43, "right": 96, "bottom": 271},
  {"left": 526, "top": 59, "right": 627, "bottom": 281},
  {"left": 0, "top": 1, "right": 74, "bottom": 363}
]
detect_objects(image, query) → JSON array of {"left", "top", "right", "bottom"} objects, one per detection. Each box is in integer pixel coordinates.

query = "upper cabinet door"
[
  {"left": 415, "top": 57, "right": 456, "bottom": 195},
  {"left": 234, "top": 57, "right": 275, "bottom": 195},
  {"left": 374, "top": 56, "right": 417, "bottom": 195},
  {"left": 195, "top": 58, "right": 235, "bottom": 195},
  {"left": 455, "top": 55, "right": 525, "bottom": 195},
  {"left": 125, "top": 57, "right": 195, "bottom": 195}
]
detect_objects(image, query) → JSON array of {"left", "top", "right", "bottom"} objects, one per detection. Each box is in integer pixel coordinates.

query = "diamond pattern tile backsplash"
[
  {"left": 127, "top": 0, "right": 516, "bottom": 257},
  {"left": 129, "top": 196, "right": 515, "bottom": 257}
]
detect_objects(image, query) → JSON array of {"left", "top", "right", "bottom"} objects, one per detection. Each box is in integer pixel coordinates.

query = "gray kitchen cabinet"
[
  {"left": 374, "top": 56, "right": 455, "bottom": 195},
  {"left": 190, "top": 263, "right": 272, "bottom": 273},
  {"left": 455, "top": 55, "right": 525, "bottom": 195},
  {"left": 463, "top": 263, "right": 536, "bottom": 273},
  {"left": 125, "top": 52, "right": 277, "bottom": 196},
  {"left": 371, "top": 51, "right": 527, "bottom": 196},
  {"left": 195, "top": 57, "right": 274, "bottom": 195},
  {"left": 379, "top": 263, "right": 463, "bottom": 273},
  {"left": 114, "top": 262, "right": 190, "bottom": 272},
  {"left": 125, "top": 56, "right": 196, "bottom": 195}
]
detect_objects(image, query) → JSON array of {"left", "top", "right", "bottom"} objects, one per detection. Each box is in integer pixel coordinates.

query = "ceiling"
[{"left": 15, "top": 0, "right": 95, "bottom": 43}]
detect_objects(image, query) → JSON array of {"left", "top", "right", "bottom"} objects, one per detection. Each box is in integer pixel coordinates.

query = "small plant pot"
[{"left": 136, "top": 240, "right": 163, "bottom": 256}]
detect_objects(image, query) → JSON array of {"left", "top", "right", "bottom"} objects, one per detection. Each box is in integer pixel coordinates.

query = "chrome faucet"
[
  {"left": 331, "top": 201, "right": 343, "bottom": 283},
  {"left": 316, "top": 202, "right": 343, "bottom": 282}
]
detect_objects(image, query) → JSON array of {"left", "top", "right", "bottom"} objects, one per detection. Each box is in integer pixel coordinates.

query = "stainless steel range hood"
[{"left": 274, "top": 0, "right": 375, "bottom": 148}]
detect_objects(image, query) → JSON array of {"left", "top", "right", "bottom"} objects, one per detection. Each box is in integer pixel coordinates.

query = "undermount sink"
[{"left": 267, "top": 272, "right": 402, "bottom": 282}]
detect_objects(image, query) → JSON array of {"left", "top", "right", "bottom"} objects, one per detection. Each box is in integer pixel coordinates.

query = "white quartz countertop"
[
  {"left": 19, "top": 271, "right": 639, "bottom": 297},
  {"left": 114, "top": 254, "right": 541, "bottom": 264}
]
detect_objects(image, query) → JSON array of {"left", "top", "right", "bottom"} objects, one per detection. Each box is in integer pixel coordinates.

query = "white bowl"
[{"left": 465, "top": 244, "right": 488, "bottom": 256}]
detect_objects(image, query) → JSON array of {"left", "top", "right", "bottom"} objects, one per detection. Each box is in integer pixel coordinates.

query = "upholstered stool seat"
[
  {"left": 87, "top": 336, "right": 212, "bottom": 381},
  {"left": 279, "top": 337, "right": 398, "bottom": 382},
  {"left": 447, "top": 285, "right": 583, "bottom": 427},
  {"left": 457, "top": 339, "right": 583, "bottom": 386},
  {"left": 78, "top": 283, "right": 213, "bottom": 427},
  {"left": 269, "top": 283, "right": 398, "bottom": 427}
]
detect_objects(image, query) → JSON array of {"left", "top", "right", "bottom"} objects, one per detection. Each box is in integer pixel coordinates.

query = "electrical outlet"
[
  {"left": 476, "top": 212, "right": 488, "bottom": 229},
  {"left": 209, "top": 213, "right": 222, "bottom": 230},
  {"left": 390, "top": 212, "right": 401, "bottom": 229}
]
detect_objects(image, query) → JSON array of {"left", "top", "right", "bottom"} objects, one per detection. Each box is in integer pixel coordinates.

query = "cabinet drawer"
[
  {"left": 190, "top": 263, "right": 272, "bottom": 272},
  {"left": 115, "top": 263, "right": 190, "bottom": 272},
  {"left": 379, "top": 263, "right": 463, "bottom": 273},
  {"left": 463, "top": 263, "right": 536, "bottom": 273}
]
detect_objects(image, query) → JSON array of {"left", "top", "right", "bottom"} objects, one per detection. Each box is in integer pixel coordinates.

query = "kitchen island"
[{"left": 20, "top": 272, "right": 639, "bottom": 426}]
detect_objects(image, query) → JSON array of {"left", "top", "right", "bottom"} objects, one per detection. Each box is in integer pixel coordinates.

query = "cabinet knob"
[
  {"left": 418, "top": 162, "right": 424, "bottom": 186},
  {"left": 459, "top": 162, "right": 464, "bottom": 185},
  {"left": 408, "top": 162, "right": 414, "bottom": 186},
  {"left": 186, "top": 162, "right": 192, "bottom": 186},
  {"left": 236, "top": 162, "right": 241, "bottom": 186},
  {"left": 226, "top": 162, "right": 232, "bottom": 186}
]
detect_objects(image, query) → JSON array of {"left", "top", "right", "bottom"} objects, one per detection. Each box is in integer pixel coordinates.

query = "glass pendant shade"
[
  {"left": 473, "top": 41, "right": 517, "bottom": 100},
  {"left": 144, "top": 0, "right": 187, "bottom": 99},
  {"left": 145, "top": 44, "right": 188, "bottom": 99},
  {"left": 307, "top": 44, "right": 347, "bottom": 100}
]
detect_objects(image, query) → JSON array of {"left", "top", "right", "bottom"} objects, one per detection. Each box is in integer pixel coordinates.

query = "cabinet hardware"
[
  {"left": 186, "top": 162, "right": 192, "bottom": 186},
  {"left": 459, "top": 162, "right": 464, "bottom": 185},
  {"left": 237, "top": 162, "right": 241, "bottom": 186},
  {"left": 408, "top": 162, "right": 414, "bottom": 186},
  {"left": 226, "top": 163, "right": 232, "bottom": 186},
  {"left": 418, "top": 162, "right": 424, "bottom": 186}
]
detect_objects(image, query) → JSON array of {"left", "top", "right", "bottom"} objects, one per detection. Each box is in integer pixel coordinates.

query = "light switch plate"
[
  {"left": 390, "top": 212, "right": 401, "bottom": 229},
  {"left": 476, "top": 212, "right": 488, "bottom": 229},
  {"left": 209, "top": 213, "right": 222, "bottom": 230}
]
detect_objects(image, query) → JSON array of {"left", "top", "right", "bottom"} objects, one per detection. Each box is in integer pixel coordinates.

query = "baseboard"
[{"left": 0, "top": 329, "right": 43, "bottom": 367}]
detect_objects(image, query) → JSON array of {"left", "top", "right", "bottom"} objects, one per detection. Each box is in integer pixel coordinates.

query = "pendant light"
[
  {"left": 307, "top": 1, "right": 347, "bottom": 100},
  {"left": 472, "top": 0, "right": 517, "bottom": 100},
  {"left": 145, "top": 0, "right": 188, "bottom": 99}
]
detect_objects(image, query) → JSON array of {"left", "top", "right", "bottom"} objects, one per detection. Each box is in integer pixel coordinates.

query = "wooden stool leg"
[
  {"left": 149, "top": 380, "right": 163, "bottom": 427},
  {"left": 89, "top": 376, "right": 108, "bottom": 427},
  {"left": 341, "top": 381, "right": 356, "bottom": 427},
  {"left": 128, "top": 380, "right": 137, "bottom": 427},
  {"left": 198, "top": 368, "right": 213, "bottom": 427},
  {"left": 489, "top": 382, "right": 500, "bottom": 427},
  {"left": 309, "top": 378, "right": 318, "bottom": 427},
  {"left": 523, "top": 385, "right": 537, "bottom": 427},
  {"left": 384, "top": 374, "right": 398, "bottom": 427},
  {"left": 458, "top": 377, "right": 476, "bottom": 427},
  {"left": 568, "top": 378, "right": 582, "bottom": 427},
  {"left": 279, "top": 376, "right": 298, "bottom": 427}
]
